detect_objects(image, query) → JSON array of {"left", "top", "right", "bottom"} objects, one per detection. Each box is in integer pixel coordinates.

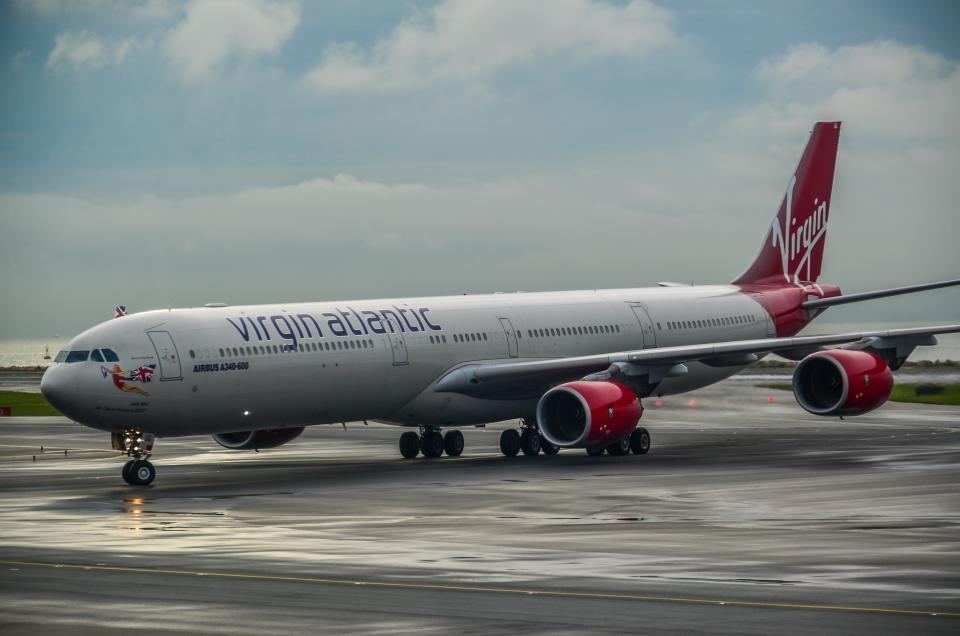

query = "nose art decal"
[{"left": 100, "top": 363, "right": 155, "bottom": 397}]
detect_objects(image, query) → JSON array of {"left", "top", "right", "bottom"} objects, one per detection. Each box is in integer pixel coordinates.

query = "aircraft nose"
[{"left": 40, "top": 365, "right": 77, "bottom": 417}]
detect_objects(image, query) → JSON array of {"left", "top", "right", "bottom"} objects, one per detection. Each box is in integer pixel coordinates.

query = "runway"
[{"left": 1, "top": 378, "right": 959, "bottom": 634}]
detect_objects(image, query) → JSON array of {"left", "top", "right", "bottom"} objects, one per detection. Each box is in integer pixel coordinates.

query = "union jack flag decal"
[
  {"left": 130, "top": 365, "right": 155, "bottom": 383},
  {"left": 115, "top": 305, "right": 127, "bottom": 318}
]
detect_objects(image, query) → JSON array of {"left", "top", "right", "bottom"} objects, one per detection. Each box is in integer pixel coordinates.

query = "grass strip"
[
  {"left": 0, "top": 390, "right": 60, "bottom": 416},
  {"left": 758, "top": 383, "right": 960, "bottom": 406}
]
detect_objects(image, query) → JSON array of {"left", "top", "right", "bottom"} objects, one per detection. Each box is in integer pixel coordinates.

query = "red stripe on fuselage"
[{"left": 738, "top": 282, "right": 842, "bottom": 337}]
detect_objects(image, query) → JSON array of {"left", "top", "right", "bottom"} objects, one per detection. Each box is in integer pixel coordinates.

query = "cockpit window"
[
  {"left": 91, "top": 349, "right": 104, "bottom": 362},
  {"left": 65, "top": 350, "right": 90, "bottom": 363},
  {"left": 101, "top": 348, "right": 120, "bottom": 362},
  {"left": 54, "top": 350, "right": 68, "bottom": 363}
]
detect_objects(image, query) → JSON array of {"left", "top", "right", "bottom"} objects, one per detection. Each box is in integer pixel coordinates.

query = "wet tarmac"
[{"left": 1, "top": 379, "right": 959, "bottom": 634}]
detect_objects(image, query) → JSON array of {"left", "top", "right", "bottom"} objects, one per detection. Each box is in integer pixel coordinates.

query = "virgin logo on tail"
[
  {"left": 733, "top": 122, "right": 840, "bottom": 287},
  {"left": 770, "top": 175, "right": 829, "bottom": 284}
]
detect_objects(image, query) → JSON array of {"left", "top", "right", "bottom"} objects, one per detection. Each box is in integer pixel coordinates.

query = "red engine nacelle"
[
  {"left": 536, "top": 381, "right": 642, "bottom": 448},
  {"left": 793, "top": 350, "right": 893, "bottom": 416},
  {"left": 212, "top": 427, "right": 305, "bottom": 450}
]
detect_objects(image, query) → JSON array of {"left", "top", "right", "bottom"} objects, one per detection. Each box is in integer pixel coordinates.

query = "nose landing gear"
[{"left": 112, "top": 429, "right": 157, "bottom": 486}]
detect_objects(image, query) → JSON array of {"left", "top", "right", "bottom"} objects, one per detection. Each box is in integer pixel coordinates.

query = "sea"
[{"left": 1, "top": 321, "right": 957, "bottom": 367}]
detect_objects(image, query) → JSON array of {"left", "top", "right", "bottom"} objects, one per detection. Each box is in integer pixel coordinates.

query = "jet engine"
[
  {"left": 537, "top": 381, "right": 641, "bottom": 448},
  {"left": 212, "top": 427, "right": 305, "bottom": 450},
  {"left": 793, "top": 350, "right": 893, "bottom": 416}
]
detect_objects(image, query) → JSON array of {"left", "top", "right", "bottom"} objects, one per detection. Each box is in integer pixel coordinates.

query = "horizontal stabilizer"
[{"left": 802, "top": 278, "right": 960, "bottom": 309}]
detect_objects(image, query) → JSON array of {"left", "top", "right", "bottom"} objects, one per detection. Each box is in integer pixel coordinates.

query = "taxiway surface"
[{"left": 1, "top": 378, "right": 958, "bottom": 634}]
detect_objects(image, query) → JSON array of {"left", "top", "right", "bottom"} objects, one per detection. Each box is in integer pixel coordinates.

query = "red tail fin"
[{"left": 733, "top": 121, "right": 841, "bottom": 285}]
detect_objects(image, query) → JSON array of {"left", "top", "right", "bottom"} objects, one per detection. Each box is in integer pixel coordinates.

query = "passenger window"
[
  {"left": 91, "top": 349, "right": 104, "bottom": 362},
  {"left": 65, "top": 350, "right": 89, "bottom": 363},
  {"left": 441, "top": 335, "right": 447, "bottom": 343},
  {"left": 483, "top": 333, "right": 487, "bottom": 340}
]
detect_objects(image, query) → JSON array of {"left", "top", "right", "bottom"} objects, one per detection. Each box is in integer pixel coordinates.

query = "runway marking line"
[{"left": 2, "top": 559, "right": 957, "bottom": 618}]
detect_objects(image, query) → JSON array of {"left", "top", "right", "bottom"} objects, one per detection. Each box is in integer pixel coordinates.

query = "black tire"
[
  {"left": 129, "top": 460, "right": 155, "bottom": 486},
  {"left": 121, "top": 459, "right": 136, "bottom": 484},
  {"left": 421, "top": 431, "right": 444, "bottom": 458},
  {"left": 399, "top": 431, "right": 420, "bottom": 459},
  {"left": 541, "top": 440, "right": 560, "bottom": 455},
  {"left": 585, "top": 446, "right": 605, "bottom": 456},
  {"left": 520, "top": 429, "right": 541, "bottom": 456},
  {"left": 499, "top": 429, "right": 521, "bottom": 457},
  {"left": 630, "top": 427, "right": 651, "bottom": 455},
  {"left": 443, "top": 430, "right": 464, "bottom": 457},
  {"left": 606, "top": 436, "right": 631, "bottom": 456}
]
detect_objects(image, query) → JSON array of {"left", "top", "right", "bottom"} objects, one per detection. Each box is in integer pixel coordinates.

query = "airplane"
[{"left": 40, "top": 121, "right": 960, "bottom": 486}]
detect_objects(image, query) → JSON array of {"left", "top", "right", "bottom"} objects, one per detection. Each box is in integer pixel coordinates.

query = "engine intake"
[
  {"left": 793, "top": 350, "right": 893, "bottom": 416},
  {"left": 212, "top": 427, "right": 305, "bottom": 450},
  {"left": 537, "top": 381, "right": 641, "bottom": 448}
]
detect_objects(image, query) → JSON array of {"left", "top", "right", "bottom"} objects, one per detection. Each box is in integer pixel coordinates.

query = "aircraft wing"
[{"left": 434, "top": 324, "right": 960, "bottom": 398}]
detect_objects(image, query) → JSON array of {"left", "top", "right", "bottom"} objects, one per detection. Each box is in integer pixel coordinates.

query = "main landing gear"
[
  {"left": 497, "top": 422, "right": 651, "bottom": 458},
  {"left": 583, "top": 427, "right": 651, "bottom": 457},
  {"left": 112, "top": 429, "right": 156, "bottom": 486},
  {"left": 399, "top": 427, "right": 464, "bottom": 459},
  {"left": 498, "top": 419, "right": 559, "bottom": 457}
]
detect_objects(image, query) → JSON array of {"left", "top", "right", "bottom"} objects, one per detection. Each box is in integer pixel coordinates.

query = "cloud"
[
  {"left": 304, "top": 0, "right": 677, "bottom": 92},
  {"left": 163, "top": 0, "right": 300, "bottom": 84},
  {"left": 11, "top": 51, "right": 31, "bottom": 69},
  {"left": 45, "top": 30, "right": 140, "bottom": 70},
  {"left": 4, "top": 155, "right": 956, "bottom": 340},
  {"left": 736, "top": 40, "right": 960, "bottom": 141},
  {"left": 46, "top": 31, "right": 107, "bottom": 70}
]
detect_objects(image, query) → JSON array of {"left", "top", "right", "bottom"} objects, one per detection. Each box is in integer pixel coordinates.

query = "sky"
[{"left": 0, "top": 0, "right": 958, "bottom": 338}]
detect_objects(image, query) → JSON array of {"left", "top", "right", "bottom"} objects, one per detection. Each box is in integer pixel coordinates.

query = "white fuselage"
[{"left": 43, "top": 285, "right": 776, "bottom": 437}]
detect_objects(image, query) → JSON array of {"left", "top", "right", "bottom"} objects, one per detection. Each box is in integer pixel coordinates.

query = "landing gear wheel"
[
  {"left": 586, "top": 446, "right": 605, "bottom": 456},
  {"left": 499, "top": 429, "right": 521, "bottom": 457},
  {"left": 630, "top": 427, "right": 651, "bottom": 455},
  {"left": 541, "top": 440, "right": 560, "bottom": 455},
  {"left": 606, "top": 436, "right": 631, "bottom": 456},
  {"left": 121, "top": 459, "right": 136, "bottom": 483},
  {"left": 443, "top": 430, "right": 464, "bottom": 457},
  {"left": 520, "top": 429, "right": 541, "bottom": 456},
  {"left": 126, "top": 460, "right": 156, "bottom": 486},
  {"left": 399, "top": 431, "right": 420, "bottom": 459},
  {"left": 421, "top": 430, "right": 444, "bottom": 458}
]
